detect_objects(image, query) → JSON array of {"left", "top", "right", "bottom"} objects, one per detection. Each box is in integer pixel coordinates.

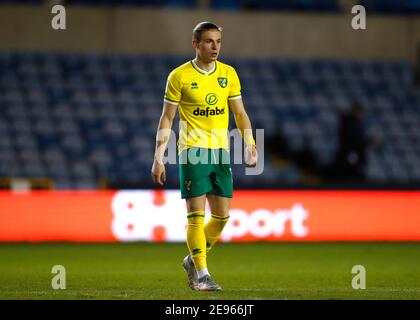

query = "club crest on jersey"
[
  {"left": 184, "top": 180, "right": 192, "bottom": 191},
  {"left": 217, "top": 77, "right": 227, "bottom": 88}
]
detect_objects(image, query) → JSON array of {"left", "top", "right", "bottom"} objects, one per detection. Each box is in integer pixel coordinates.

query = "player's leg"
[
  {"left": 182, "top": 195, "right": 206, "bottom": 290},
  {"left": 204, "top": 148, "right": 233, "bottom": 252},
  {"left": 191, "top": 195, "right": 230, "bottom": 291},
  {"left": 184, "top": 149, "right": 231, "bottom": 291},
  {"left": 180, "top": 147, "right": 218, "bottom": 289},
  {"left": 185, "top": 195, "right": 208, "bottom": 276},
  {"left": 204, "top": 194, "right": 231, "bottom": 253},
  {"left": 185, "top": 195, "right": 221, "bottom": 291}
]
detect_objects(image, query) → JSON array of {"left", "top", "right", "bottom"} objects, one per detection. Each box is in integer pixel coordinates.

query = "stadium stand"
[
  {"left": 2, "top": 1, "right": 420, "bottom": 14},
  {"left": 0, "top": 52, "right": 419, "bottom": 189}
]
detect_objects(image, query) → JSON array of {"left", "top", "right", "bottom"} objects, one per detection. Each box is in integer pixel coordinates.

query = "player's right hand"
[
  {"left": 245, "top": 144, "right": 258, "bottom": 166},
  {"left": 151, "top": 160, "right": 166, "bottom": 185}
]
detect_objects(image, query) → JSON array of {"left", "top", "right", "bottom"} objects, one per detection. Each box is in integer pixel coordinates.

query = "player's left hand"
[{"left": 245, "top": 144, "right": 258, "bottom": 166}]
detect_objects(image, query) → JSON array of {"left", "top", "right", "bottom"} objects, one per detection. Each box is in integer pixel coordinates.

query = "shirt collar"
[{"left": 191, "top": 59, "right": 216, "bottom": 75}]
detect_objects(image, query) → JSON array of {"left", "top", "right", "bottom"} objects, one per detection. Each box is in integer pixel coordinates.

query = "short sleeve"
[
  {"left": 164, "top": 71, "right": 182, "bottom": 105},
  {"left": 228, "top": 67, "right": 242, "bottom": 100}
]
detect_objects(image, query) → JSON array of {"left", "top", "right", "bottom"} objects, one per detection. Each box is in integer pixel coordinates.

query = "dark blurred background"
[{"left": 0, "top": 0, "right": 419, "bottom": 190}]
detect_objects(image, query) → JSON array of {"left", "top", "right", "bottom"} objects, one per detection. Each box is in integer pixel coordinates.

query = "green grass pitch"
[{"left": 0, "top": 242, "right": 418, "bottom": 300}]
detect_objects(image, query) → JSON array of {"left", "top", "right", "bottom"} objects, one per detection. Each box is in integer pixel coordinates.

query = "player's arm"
[
  {"left": 151, "top": 102, "right": 178, "bottom": 185},
  {"left": 229, "top": 98, "right": 258, "bottom": 166}
]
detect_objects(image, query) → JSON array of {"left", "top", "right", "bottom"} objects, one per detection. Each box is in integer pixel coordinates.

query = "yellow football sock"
[
  {"left": 186, "top": 210, "right": 207, "bottom": 270},
  {"left": 204, "top": 214, "right": 230, "bottom": 253}
]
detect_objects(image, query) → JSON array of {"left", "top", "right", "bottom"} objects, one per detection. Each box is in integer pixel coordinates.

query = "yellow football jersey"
[{"left": 164, "top": 59, "right": 242, "bottom": 152}]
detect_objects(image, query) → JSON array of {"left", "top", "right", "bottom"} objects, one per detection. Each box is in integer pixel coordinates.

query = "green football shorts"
[{"left": 179, "top": 147, "right": 233, "bottom": 199}]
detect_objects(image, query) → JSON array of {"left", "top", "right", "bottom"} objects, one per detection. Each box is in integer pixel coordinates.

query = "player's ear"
[{"left": 192, "top": 39, "right": 199, "bottom": 49}]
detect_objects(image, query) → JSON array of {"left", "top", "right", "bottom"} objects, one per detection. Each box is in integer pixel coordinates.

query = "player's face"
[{"left": 194, "top": 30, "right": 222, "bottom": 63}]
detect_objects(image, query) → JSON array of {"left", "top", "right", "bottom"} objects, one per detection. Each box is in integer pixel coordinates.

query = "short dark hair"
[{"left": 192, "top": 21, "right": 222, "bottom": 41}]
